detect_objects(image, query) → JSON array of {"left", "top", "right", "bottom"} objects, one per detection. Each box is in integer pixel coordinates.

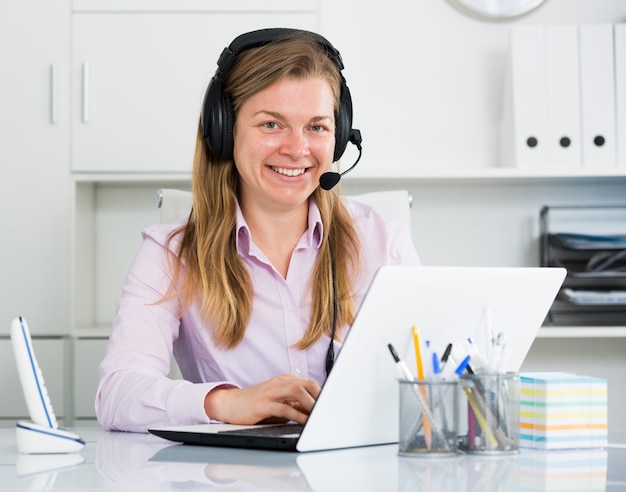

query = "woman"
[{"left": 96, "top": 28, "right": 420, "bottom": 432}]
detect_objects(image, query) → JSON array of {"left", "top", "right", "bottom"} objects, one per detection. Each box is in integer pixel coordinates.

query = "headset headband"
[{"left": 200, "top": 28, "right": 356, "bottom": 163}]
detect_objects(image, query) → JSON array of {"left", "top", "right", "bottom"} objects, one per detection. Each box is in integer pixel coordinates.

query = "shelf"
[
  {"left": 537, "top": 326, "right": 626, "bottom": 338},
  {"left": 71, "top": 167, "right": 626, "bottom": 186},
  {"left": 345, "top": 166, "right": 626, "bottom": 184},
  {"left": 72, "top": 327, "right": 113, "bottom": 339},
  {"left": 72, "top": 173, "right": 192, "bottom": 183},
  {"left": 72, "top": 324, "right": 626, "bottom": 340},
  {"left": 73, "top": 0, "right": 317, "bottom": 13}
]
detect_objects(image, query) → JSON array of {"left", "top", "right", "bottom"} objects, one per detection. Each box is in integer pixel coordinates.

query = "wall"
[
  {"left": 319, "top": 0, "right": 626, "bottom": 431},
  {"left": 319, "top": 0, "right": 626, "bottom": 173},
  {"left": 315, "top": 1, "right": 626, "bottom": 269}
]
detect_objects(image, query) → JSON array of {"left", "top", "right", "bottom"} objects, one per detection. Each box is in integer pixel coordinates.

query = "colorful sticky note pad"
[{"left": 519, "top": 372, "right": 608, "bottom": 450}]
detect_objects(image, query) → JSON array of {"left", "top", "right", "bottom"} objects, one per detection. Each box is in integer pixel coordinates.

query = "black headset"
[
  {"left": 200, "top": 28, "right": 358, "bottom": 164},
  {"left": 201, "top": 28, "right": 359, "bottom": 376}
]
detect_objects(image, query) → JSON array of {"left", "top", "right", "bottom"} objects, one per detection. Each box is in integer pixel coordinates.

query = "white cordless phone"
[
  {"left": 11, "top": 317, "right": 58, "bottom": 429},
  {"left": 10, "top": 317, "right": 84, "bottom": 454}
]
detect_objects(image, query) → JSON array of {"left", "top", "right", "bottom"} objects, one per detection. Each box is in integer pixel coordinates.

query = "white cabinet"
[
  {"left": 73, "top": 337, "right": 108, "bottom": 419},
  {"left": 66, "top": 1, "right": 319, "bottom": 422},
  {"left": 0, "top": 1, "right": 71, "bottom": 336},
  {"left": 69, "top": 4, "right": 318, "bottom": 332},
  {"left": 71, "top": 11, "right": 316, "bottom": 173}
]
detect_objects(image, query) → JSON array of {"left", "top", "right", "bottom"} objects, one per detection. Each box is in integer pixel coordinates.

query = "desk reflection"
[
  {"left": 94, "top": 431, "right": 525, "bottom": 492},
  {"left": 398, "top": 453, "right": 519, "bottom": 491},
  {"left": 96, "top": 432, "right": 398, "bottom": 490},
  {"left": 92, "top": 431, "right": 610, "bottom": 491},
  {"left": 1, "top": 428, "right": 613, "bottom": 491}
]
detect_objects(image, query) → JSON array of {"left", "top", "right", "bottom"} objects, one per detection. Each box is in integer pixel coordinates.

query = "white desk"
[{"left": 0, "top": 427, "right": 625, "bottom": 491}]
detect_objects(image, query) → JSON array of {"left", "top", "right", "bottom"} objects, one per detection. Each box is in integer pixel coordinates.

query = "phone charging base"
[{"left": 16, "top": 421, "right": 85, "bottom": 454}]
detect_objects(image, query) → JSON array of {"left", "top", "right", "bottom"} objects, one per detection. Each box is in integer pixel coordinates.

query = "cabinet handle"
[
  {"left": 50, "top": 64, "right": 58, "bottom": 125},
  {"left": 82, "top": 62, "right": 90, "bottom": 123}
]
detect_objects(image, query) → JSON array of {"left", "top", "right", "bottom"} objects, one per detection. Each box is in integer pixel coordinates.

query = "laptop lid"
[{"left": 149, "top": 265, "right": 566, "bottom": 452}]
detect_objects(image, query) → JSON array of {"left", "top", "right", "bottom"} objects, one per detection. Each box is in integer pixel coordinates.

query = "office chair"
[{"left": 156, "top": 188, "right": 413, "bottom": 231}]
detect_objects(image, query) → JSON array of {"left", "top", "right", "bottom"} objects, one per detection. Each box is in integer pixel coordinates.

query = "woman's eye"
[
  {"left": 311, "top": 124, "right": 325, "bottom": 132},
  {"left": 263, "top": 122, "right": 277, "bottom": 129}
]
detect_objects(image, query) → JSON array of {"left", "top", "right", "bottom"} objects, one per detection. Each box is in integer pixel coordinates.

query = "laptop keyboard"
[{"left": 217, "top": 424, "right": 304, "bottom": 437}]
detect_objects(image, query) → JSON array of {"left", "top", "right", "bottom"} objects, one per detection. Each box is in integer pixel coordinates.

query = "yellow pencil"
[
  {"left": 463, "top": 386, "right": 497, "bottom": 448},
  {"left": 412, "top": 325, "right": 431, "bottom": 449},
  {"left": 412, "top": 325, "right": 425, "bottom": 380}
]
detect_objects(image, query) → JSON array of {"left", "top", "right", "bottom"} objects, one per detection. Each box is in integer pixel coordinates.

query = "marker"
[
  {"left": 488, "top": 332, "right": 507, "bottom": 373},
  {"left": 387, "top": 343, "right": 414, "bottom": 381},
  {"left": 466, "top": 337, "right": 488, "bottom": 372},
  {"left": 453, "top": 355, "right": 471, "bottom": 377},
  {"left": 441, "top": 343, "right": 453, "bottom": 364},
  {"left": 440, "top": 354, "right": 471, "bottom": 381},
  {"left": 483, "top": 305, "right": 493, "bottom": 362},
  {"left": 387, "top": 343, "right": 443, "bottom": 450}
]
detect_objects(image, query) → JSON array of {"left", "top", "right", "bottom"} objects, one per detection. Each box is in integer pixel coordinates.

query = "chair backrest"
[{"left": 157, "top": 188, "right": 412, "bottom": 231}]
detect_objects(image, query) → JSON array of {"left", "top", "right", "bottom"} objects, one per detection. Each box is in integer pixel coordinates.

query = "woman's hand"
[{"left": 204, "top": 374, "right": 321, "bottom": 425}]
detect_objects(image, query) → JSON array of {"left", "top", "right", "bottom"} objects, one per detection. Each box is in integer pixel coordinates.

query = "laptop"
[{"left": 148, "top": 265, "right": 566, "bottom": 452}]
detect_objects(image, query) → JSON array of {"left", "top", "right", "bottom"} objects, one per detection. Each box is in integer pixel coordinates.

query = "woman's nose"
[{"left": 280, "top": 130, "right": 310, "bottom": 159}]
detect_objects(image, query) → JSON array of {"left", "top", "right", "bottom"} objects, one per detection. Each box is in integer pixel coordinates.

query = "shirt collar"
[{"left": 235, "top": 197, "right": 324, "bottom": 256}]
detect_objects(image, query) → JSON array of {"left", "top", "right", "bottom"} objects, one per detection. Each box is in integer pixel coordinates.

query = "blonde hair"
[{"left": 166, "top": 34, "right": 360, "bottom": 349}]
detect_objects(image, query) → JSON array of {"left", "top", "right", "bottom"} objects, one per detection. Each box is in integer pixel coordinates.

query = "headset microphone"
[{"left": 319, "top": 129, "right": 363, "bottom": 191}]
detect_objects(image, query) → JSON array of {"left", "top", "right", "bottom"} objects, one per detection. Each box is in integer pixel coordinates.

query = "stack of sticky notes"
[{"left": 519, "top": 372, "right": 608, "bottom": 449}]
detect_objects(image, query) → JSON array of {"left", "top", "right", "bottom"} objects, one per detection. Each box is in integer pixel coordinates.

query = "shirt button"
[
  {"left": 295, "top": 367, "right": 302, "bottom": 374},
  {"left": 287, "top": 305, "right": 295, "bottom": 312}
]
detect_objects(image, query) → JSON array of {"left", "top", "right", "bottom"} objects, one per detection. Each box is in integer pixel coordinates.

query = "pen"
[
  {"left": 483, "top": 305, "right": 493, "bottom": 362},
  {"left": 440, "top": 354, "right": 471, "bottom": 381},
  {"left": 431, "top": 352, "right": 441, "bottom": 380},
  {"left": 466, "top": 337, "right": 488, "bottom": 372},
  {"left": 426, "top": 339, "right": 440, "bottom": 380}
]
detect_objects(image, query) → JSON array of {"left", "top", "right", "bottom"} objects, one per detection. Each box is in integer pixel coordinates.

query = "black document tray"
[{"left": 540, "top": 205, "right": 626, "bottom": 325}]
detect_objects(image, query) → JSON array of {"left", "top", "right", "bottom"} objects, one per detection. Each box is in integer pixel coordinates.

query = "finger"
[{"left": 265, "top": 400, "right": 310, "bottom": 425}]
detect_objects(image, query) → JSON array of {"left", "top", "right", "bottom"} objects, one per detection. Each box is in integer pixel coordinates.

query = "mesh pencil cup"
[
  {"left": 398, "top": 379, "right": 459, "bottom": 457},
  {"left": 458, "top": 372, "right": 520, "bottom": 454}
]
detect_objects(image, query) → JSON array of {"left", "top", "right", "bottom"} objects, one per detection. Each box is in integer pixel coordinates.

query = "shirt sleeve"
[{"left": 95, "top": 225, "right": 236, "bottom": 433}]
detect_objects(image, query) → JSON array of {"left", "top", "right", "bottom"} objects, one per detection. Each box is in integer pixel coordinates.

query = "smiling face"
[{"left": 232, "top": 76, "right": 336, "bottom": 215}]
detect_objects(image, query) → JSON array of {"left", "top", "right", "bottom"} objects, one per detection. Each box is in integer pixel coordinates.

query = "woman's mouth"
[{"left": 270, "top": 166, "right": 306, "bottom": 177}]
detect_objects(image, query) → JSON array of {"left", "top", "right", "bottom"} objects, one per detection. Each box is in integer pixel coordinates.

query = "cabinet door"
[
  {"left": 0, "top": 1, "right": 71, "bottom": 335},
  {"left": 72, "top": 337, "right": 182, "bottom": 419},
  {"left": 71, "top": 13, "right": 316, "bottom": 173},
  {"left": 0, "top": 338, "right": 66, "bottom": 420},
  {"left": 73, "top": 338, "right": 108, "bottom": 419}
]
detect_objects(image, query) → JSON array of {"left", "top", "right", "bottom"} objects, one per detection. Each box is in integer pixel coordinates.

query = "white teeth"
[{"left": 271, "top": 166, "right": 306, "bottom": 177}]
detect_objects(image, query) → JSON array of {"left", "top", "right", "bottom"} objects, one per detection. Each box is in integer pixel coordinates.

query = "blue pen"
[
  {"left": 440, "top": 353, "right": 471, "bottom": 381},
  {"left": 453, "top": 355, "right": 471, "bottom": 379},
  {"left": 432, "top": 352, "right": 441, "bottom": 380}
]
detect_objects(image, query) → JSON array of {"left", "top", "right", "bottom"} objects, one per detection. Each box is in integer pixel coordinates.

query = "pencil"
[
  {"left": 412, "top": 325, "right": 426, "bottom": 380},
  {"left": 412, "top": 325, "right": 431, "bottom": 449},
  {"left": 463, "top": 386, "right": 497, "bottom": 448}
]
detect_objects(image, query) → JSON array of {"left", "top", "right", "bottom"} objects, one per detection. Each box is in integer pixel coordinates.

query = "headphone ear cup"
[
  {"left": 219, "top": 94, "right": 235, "bottom": 161},
  {"left": 333, "top": 81, "right": 354, "bottom": 162},
  {"left": 203, "top": 87, "right": 234, "bottom": 161}
]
